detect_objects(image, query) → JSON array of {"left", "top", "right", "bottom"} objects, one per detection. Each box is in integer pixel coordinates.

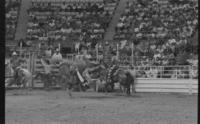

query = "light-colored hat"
[{"left": 12, "top": 51, "right": 17, "bottom": 56}]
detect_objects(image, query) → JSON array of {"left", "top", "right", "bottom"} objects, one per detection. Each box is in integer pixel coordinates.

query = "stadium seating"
[
  {"left": 113, "top": 0, "right": 198, "bottom": 66},
  {"left": 26, "top": 0, "right": 119, "bottom": 46},
  {"left": 6, "top": 0, "right": 198, "bottom": 67},
  {"left": 6, "top": 0, "right": 21, "bottom": 40}
]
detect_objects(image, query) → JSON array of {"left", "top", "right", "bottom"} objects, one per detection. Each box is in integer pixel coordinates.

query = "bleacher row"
[
  {"left": 5, "top": 0, "right": 198, "bottom": 67},
  {"left": 31, "top": 0, "right": 103, "bottom": 2},
  {"left": 115, "top": 0, "right": 198, "bottom": 41},
  {"left": 26, "top": 0, "right": 119, "bottom": 46},
  {"left": 114, "top": 0, "right": 198, "bottom": 66},
  {"left": 6, "top": 0, "right": 21, "bottom": 40}
]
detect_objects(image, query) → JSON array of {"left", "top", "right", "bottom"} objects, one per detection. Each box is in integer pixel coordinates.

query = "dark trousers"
[{"left": 43, "top": 73, "right": 51, "bottom": 89}]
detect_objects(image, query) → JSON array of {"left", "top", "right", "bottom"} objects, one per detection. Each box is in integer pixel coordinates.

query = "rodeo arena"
[{"left": 5, "top": 0, "right": 198, "bottom": 124}]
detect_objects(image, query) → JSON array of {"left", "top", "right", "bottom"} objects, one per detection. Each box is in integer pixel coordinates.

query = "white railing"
[
  {"left": 120, "top": 65, "right": 198, "bottom": 79},
  {"left": 62, "top": 54, "right": 76, "bottom": 60},
  {"left": 31, "top": 0, "right": 104, "bottom": 3},
  {"left": 6, "top": 53, "right": 198, "bottom": 80}
]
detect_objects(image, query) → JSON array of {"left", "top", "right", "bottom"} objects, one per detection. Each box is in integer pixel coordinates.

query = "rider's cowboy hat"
[{"left": 12, "top": 51, "right": 17, "bottom": 56}]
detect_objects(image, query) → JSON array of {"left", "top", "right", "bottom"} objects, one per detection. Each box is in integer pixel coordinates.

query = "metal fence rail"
[{"left": 120, "top": 65, "right": 198, "bottom": 79}]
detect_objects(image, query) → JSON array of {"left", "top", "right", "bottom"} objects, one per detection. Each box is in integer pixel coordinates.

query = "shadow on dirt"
[
  {"left": 113, "top": 93, "right": 142, "bottom": 98},
  {"left": 79, "top": 95, "right": 117, "bottom": 99},
  {"left": 78, "top": 93, "right": 141, "bottom": 99}
]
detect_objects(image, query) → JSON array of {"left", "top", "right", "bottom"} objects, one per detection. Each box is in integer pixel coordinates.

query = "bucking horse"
[
  {"left": 105, "top": 65, "right": 136, "bottom": 95},
  {"left": 6, "top": 66, "right": 33, "bottom": 90},
  {"left": 58, "top": 58, "right": 106, "bottom": 97}
]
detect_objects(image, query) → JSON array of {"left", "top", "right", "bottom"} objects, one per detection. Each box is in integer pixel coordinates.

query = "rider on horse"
[
  {"left": 16, "top": 66, "right": 33, "bottom": 89},
  {"left": 8, "top": 52, "right": 27, "bottom": 87},
  {"left": 106, "top": 58, "right": 120, "bottom": 91}
]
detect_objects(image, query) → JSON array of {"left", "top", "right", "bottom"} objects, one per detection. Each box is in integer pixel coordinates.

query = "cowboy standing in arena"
[{"left": 40, "top": 58, "right": 53, "bottom": 89}]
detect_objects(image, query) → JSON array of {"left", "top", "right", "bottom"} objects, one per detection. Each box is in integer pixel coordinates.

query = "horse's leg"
[
  {"left": 126, "top": 85, "right": 131, "bottom": 96},
  {"left": 119, "top": 84, "right": 123, "bottom": 93},
  {"left": 131, "top": 82, "right": 135, "bottom": 94},
  {"left": 68, "top": 89, "right": 72, "bottom": 97},
  {"left": 104, "top": 83, "right": 108, "bottom": 95},
  {"left": 67, "top": 86, "right": 72, "bottom": 98},
  {"left": 111, "top": 83, "right": 114, "bottom": 92},
  {"left": 46, "top": 74, "right": 51, "bottom": 91},
  {"left": 28, "top": 76, "right": 33, "bottom": 91},
  {"left": 79, "top": 82, "right": 83, "bottom": 92},
  {"left": 96, "top": 81, "right": 99, "bottom": 92},
  {"left": 130, "top": 84, "right": 133, "bottom": 94},
  {"left": 60, "top": 76, "right": 65, "bottom": 90},
  {"left": 22, "top": 78, "right": 28, "bottom": 95},
  {"left": 121, "top": 85, "right": 125, "bottom": 93},
  {"left": 43, "top": 75, "right": 47, "bottom": 90}
]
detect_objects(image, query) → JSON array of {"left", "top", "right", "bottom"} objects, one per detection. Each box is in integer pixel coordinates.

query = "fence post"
[
  {"left": 31, "top": 52, "right": 35, "bottom": 88},
  {"left": 131, "top": 42, "right": 134, "bottom": 66},
  {"left": 20, "top": 42, "right": 22, "bottom": 58},
  {"left": 96, "top": 44, "right": 99, "bottom": 61},
  {"left": 161, "top": 66, "right": 163, "bottom": 78},
  {"left": 188, "top": 66, "right": 193, "bottom": 95}
]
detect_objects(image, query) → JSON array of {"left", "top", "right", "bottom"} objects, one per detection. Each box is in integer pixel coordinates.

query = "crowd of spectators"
[
  {"left": 26, "top": 0, "right": 119, "bottom": 47},
  {"left": 114, "top": 0, "right": 198, "bottom": 66},
  {"left": 6, "top": 0, "right": 21, "bottom": 40}
]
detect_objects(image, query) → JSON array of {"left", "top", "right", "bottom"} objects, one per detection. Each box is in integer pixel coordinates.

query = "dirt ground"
[{"left": 6, "top": 90, "right": 197, "bottom": 124}]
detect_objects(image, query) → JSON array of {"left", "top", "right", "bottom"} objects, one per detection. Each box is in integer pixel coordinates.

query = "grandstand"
[
  {"left": 5, "top": 0, "right": 198, "bottom": 66},
  {"left": 5, "top": 0, "right": 198, "bottom": 71},
  {"left": 114, "top": 0, "right": 198, "bottom": 66},
  {"left": 5, "top": 0, "right": 198, "bottom": 94},
  {"left": 6, "top": 0, "right": 21, "bottom": 42},
  {"left": 23, "top": 0, "right": 119, "bottom": 52}
]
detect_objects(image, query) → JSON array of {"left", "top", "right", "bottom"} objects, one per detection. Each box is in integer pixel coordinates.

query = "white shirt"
[
  {"left": 52, "top": 53, "right": 63, "bottom": 62},
  {"left": 117, "top": 23, "right": 124, "bottom": 28}
]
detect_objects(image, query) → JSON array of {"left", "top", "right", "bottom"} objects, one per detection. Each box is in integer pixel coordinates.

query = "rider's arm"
[
  {"left": 113, "top": 66, "right": 120, "bottom": 76},
  {"left": 59, "top": 53, "right": 63, "bottom": 59},
  {"left": 40, "top": 59, "right": 46, "bottom": 66},
  {"left": 113, "top": 69, "right": 119, "bottom": 76}
]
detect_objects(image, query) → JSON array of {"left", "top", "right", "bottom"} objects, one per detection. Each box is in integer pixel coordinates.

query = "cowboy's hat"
[{"left": 12, "top": 51, "right": 17, "bottom": 56}]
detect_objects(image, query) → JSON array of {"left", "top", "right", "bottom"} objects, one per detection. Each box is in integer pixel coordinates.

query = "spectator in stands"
[
  {"left": 26, "top": 0, "right": 117, "bottom": 49},
  {"left": 45, "top": 47, "right": 52, "bottom": 58},
  {"left": 51, "top": 48, "right": 63, "bottom": 64},
  {"left": 6, "top": 0, "right": 21, "bottom": 40},
  {"left": 114, "top": 0, "right": 198, "bottom": 66}
]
